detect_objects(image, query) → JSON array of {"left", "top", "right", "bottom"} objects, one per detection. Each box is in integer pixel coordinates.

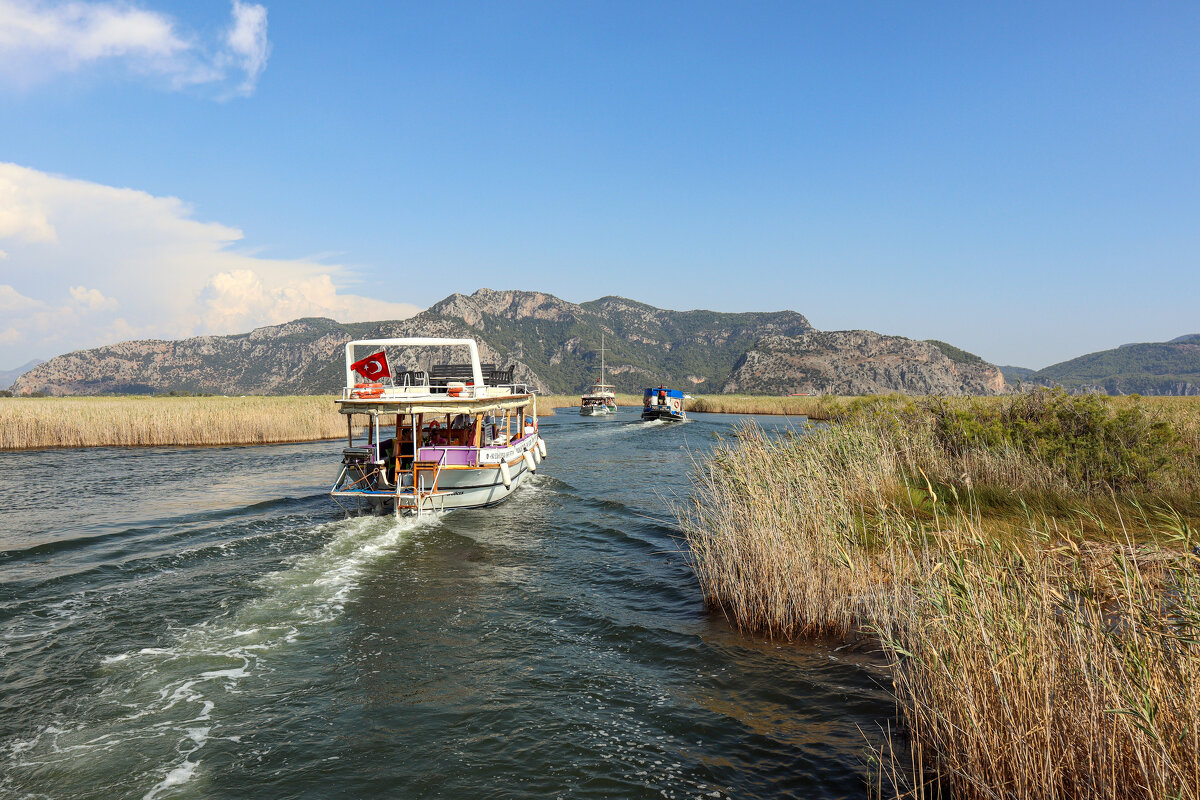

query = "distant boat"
[
  {"left": 641, "top": 386, "right": 686, "bottom": 422},
  {"left": 580, "top": 334, "right": 618, "bottom": 416},
  {"left": 330, "top": 336, "right": 546, "bottom": 517}
]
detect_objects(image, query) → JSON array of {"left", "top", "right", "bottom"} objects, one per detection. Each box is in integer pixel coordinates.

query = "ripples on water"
[{"left": 0, "top": 410, "right": 893, "bottom": 799}]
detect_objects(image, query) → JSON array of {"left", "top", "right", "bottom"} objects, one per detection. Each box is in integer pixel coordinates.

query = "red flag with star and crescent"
[{"left": 350, "top": 351, "right": 392, "bottom": 382}]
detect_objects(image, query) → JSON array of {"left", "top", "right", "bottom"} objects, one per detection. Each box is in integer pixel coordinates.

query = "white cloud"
[
  {"left": 68, "top": 284, "right": 118, "bottom": 311},
  {"left": 0, "top": 174, "right": 57, "bottom": 241},
  {"left": 224, "top": 0, "right": 268, "bottom": 96},
  {"left": 0, "top": 162, "right": 422, "bottom": 367},
  {"left": 0, "top": 0, "right": 270, "bottom": 96},
  {"left": 0, "top": 283, "right": 44, "bottom": 311}
]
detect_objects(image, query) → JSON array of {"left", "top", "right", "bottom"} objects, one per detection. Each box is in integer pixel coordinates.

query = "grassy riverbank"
[
  {"left": 685, "top": 393, "right": 848, "bottom": 419},
  {"left": 679, "top": 390, "right": 1200, "bottom": 799},
  {"left": 0, "top": 395, "right": 351, "bottom": 449}
]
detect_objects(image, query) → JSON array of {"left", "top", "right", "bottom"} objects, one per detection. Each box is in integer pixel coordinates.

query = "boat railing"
[{"left": 340, "top": 382, "right": 531, "bottom": 401}]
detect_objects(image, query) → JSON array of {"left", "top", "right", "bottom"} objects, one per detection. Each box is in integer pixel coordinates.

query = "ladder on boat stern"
[{"left": 398, "top": 457, "right": 449, "bottom": 518}]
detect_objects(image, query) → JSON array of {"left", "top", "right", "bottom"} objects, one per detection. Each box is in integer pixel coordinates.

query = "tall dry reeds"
[
  {"left": 686, "top": 393, "right": 849, "bottom": 420},
  {"left": 679, "top": 392, "right": 1200, "bottom": 799},
  {"left": 882, "top": 522, "right": 1200, "bottom": 800},
  {"left": 0, "top": 395, "right": 350, "bottom": 449},
  {"left": 681, "top": 422, "right": 910, "bottom": 637}
]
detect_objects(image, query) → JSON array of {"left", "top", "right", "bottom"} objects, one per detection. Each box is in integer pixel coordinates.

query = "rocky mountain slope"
[
  {"left": 13, "top": 289, "right": 814, "bottom": 396},
  {"left": 12, "top": 288, "right": 1009, "bottom": 397},
  {"left": 722, "top": 331, "right": 1007, "bottom": 395}
]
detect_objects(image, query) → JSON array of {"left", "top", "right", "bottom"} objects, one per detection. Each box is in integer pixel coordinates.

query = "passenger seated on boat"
[{"left": 427, "top": 421, "right": 449, "bottom": 446}]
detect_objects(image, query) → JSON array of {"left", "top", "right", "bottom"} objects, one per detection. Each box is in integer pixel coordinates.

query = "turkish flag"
[{"left": 350, "top": 351, "right": 391, "bottom": 381}]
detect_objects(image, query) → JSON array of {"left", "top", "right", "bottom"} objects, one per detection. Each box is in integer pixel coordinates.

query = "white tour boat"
[
  {"left": 579, "top": 334, "right": 618, "bottom": 416},
  {"left": 330, "top": 337, "right": 546, "bottom": 516}
]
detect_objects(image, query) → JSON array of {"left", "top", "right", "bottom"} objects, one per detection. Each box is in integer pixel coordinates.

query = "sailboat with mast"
[{"left": 579, "top": 334, "right": 618, "bottom": 416}]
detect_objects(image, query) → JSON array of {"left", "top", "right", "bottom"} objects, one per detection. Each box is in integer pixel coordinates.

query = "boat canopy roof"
[
  {"left": 644, "top": 387, "right": 684, "bottom": 399},
  {"left": 338, "top": 336, "right": 534, "bottom": 415},
  {"left": 338, "top": 392, "right": 534, "bottom": 416}
]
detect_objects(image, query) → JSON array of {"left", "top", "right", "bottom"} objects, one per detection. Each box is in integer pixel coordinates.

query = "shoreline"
[
  {"left": 5, "top": 393, "right": 1193, "bottom": 450},
  {"left": 0, "top": 393, "right": 846, "bottom": 451}
]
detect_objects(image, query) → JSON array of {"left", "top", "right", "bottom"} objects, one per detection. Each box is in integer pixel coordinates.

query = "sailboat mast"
[{"left": 600, "top": 333, "right": 606, "bottom": 384}]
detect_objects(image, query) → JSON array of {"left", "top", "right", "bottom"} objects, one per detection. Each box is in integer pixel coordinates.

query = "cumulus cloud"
[
  {"left": 0, "top": 174, "right": 57, "bottom": 242},
  {"left": 0, "top": 162, "right": 422, "bottom": 367},
  {"left": 0, "top": 0, "right": 270, "bottom": 95},
  {"left": 0, "top": 283, "right": 43, "bottom": 311}
]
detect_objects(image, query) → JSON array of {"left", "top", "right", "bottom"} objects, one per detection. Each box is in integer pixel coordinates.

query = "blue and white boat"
[
  {"left": 330, "top": 337, "right": 546, "bottom": 517},
  {"left": 641, "top": 386, "right": 686, "bottom": 422}
]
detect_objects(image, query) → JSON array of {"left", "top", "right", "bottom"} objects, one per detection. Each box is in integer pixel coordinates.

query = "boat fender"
[
  {"left": 523, "top": 450, "right": 537, "bottom": 473},
  {"left": 499, "top": 460, "right": 512, "bottom": 488},
  {"left": 537, "top": 439, "right": 547, "bottom": 459}
]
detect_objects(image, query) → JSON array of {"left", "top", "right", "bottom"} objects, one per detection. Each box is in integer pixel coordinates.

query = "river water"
[{"left": 0, "top": 409, "right": 893, "bottom": 799}]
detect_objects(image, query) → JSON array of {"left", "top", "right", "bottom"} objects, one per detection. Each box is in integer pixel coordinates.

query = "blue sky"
[{"left": 1, "top": 0, "right": 1197, "bottom": 371}]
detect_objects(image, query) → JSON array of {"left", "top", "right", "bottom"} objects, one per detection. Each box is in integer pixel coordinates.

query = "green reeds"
[{"left": 679, "top": 392, "right": 1200, "bottom": 799}]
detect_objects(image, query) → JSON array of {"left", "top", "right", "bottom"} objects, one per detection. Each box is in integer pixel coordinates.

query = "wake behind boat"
[{"left": 330, "top": 337, "right": 546, "bottom": 516}]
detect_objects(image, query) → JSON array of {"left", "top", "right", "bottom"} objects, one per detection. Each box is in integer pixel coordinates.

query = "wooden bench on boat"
[{"left": 429, "top": 363, "right": 515, "bottom": 387}]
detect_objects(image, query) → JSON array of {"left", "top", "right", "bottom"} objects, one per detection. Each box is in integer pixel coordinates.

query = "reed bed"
[
  {"left": 0, "top": 395, "right": 351, "bottom": 449},
  {"left": 678, "top": 390, "right": 1200, "bottom": 800},
  {"left": 686, "top": 393, "right": 850, "bottom": 420}
]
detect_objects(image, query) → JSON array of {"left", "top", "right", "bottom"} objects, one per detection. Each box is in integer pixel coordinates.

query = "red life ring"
[{"left": 351, "top": 382, "right": 383, "bottom": 399}]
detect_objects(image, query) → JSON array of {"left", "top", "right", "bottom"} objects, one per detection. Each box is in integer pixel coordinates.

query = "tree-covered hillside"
[{"left": 1028, "top": 339, "right": 1200, "bottom": 395}]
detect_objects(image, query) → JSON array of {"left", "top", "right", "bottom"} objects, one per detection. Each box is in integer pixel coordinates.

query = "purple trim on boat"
[{"left": 417, "top": 446, "right": 478, "bottom": 466}]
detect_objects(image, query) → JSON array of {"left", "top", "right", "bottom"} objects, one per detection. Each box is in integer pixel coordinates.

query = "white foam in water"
[
  {"left": 5, "top": 513, "right": 435, "bottom": 797},
  {"left": 143, "top": 759, "right": 198, "bottom": 800}
]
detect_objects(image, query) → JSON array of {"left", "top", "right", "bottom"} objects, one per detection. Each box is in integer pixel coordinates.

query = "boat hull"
[
  {"left": 580, "top": 405, "right": 611, "bottom": 416},
  {"left": 332, "top": 431, "right": 544, "bottom": 516},
  {"left": 641, "top": 408, "right": 685, "bottom": 422},
  {"left": 363, "top": 459, "right": 533, "bottom": 513}
]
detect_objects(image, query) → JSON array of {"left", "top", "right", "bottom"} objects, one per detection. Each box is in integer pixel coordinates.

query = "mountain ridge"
[
  {"left": 12, "top": 288, "right": 1008, "bottom": 397},
  {"left": 1023, "top": 338, "right": 1200, "bottom": 396}
]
